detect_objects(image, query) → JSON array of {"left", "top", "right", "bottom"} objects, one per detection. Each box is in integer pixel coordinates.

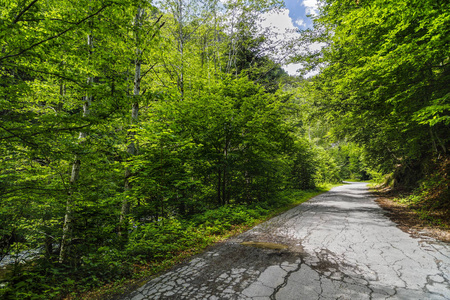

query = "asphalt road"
[{"left": 121, "top": 182, "right": 450, "bottom": 300}]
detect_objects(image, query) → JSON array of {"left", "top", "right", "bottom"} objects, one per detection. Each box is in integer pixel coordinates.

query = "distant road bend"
[{"left": 121, "top": 182, "right": 450, "bottom": 300}]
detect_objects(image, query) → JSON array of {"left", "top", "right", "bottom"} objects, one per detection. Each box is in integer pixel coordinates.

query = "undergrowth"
[
  {"left": 0, "top": 186, "right": 333, "bottom": 300},
  {"left": 390, "top": 156, "right": 450, "bottom": 228}
]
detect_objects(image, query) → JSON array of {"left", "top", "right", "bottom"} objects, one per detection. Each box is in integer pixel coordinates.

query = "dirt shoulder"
[{"left": 373, "top": 187, "right": 450, "bottom": 243}]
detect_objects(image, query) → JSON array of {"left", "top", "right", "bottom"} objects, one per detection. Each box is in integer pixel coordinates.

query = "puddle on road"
[{"left": 240, "top": 242, "right": 288, "bottom": 250}]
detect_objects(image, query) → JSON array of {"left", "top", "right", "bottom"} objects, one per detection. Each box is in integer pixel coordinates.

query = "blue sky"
[
  {"left": 258, "top": 0, "right": 320, "bottom": 75},
  {"left": 283, "top": 0, "right": 316, "bottom": 29}
]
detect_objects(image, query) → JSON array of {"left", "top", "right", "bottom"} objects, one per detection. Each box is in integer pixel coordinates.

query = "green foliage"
[
  {"left": 313, "top": 147, "right": 341, "bottom": 184},
  {"left": 329, "top": 142, "right": 379, "bottom": 181},
  {"left": 126, "top": 219, "right": 209, "bottom": 260},
  {"left": 125, "top": 75, "right": 305, "bottom": 215},
  {"left": 192, "top": 205, "right": 267, "bottom": 227},
  {"left": 125, "top": 205, "right": 266, "bottom": 259},
  {"left": 289, "top": 140, "right": 317, "bottom": 189},
  {"left": 303, "top": 0, "right": 450, "bottom": 180}
]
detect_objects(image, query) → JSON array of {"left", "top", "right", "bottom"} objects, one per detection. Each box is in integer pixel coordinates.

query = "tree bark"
[
  {"left": 60, "top": 72, "right": 92, "bottom": 263},
  {"left": 217, "top": 166, "right": 222, "bottom": 205},
  {"left": 120, "top": 7, "right": 144, "bottom": 236}
]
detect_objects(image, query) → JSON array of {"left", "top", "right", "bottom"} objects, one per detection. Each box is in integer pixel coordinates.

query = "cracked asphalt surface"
[{"left": 121, "top": 182, "right": 450, "bottom": 300}]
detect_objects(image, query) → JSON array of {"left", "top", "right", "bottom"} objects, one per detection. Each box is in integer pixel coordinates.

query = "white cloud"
[
  {"left": 302, "top": 0, "right": 319, "bottom": 16},
  {"left": 258, "top": 9, "right": 302, "bottom": 55},
  {"left": 259, "top": 8, "right": 298, "bottom": 36},
  {"left": 282, "top": 63, "right": 320, "bottom": 77},
  {"left": 257, "top": 8, "right": 324, "bottom": 77},
  {"left": 294, "top": 19, "right": 306, "bottom": 28},
  {"left": 256, "top": 8, "right": 301, "bottom": 67},
  {"left": 283, "top": 63, "right": 302, "bottom": 76}
]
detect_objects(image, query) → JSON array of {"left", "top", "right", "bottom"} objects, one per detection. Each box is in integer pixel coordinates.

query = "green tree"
[{"left": 304, "top": 0, "right": 450, "bottom": 183}]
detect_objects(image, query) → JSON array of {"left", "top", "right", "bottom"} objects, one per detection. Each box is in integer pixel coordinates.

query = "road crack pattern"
[{"left": 120, "top": 183, "right": 450, "bottom": 300}]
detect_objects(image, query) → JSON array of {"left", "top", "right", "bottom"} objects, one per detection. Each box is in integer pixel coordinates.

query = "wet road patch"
[{"left": 240, "top": 242, "right": 288, "bottom": 250}]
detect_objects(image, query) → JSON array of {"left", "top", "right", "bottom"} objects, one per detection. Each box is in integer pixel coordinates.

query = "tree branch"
[
  {"left": 140, "top": 63, "right": 157, "bottom": 80},
  {"left": 1, "top": 3, "right": 111, "bottom": 62},
  {"left": 0, "top": 123, "right": 92, "bottom": 144},
  {"left": 0, "top": 125, "right": 38, "bottom": 147},
  {"left": 12, "top": 0, "right": 39, "bottom": 24}
]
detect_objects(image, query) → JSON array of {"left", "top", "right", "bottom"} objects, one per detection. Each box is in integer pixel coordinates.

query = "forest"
[{"left": 0, "top": 0, "right": 448, "bottom": 298}]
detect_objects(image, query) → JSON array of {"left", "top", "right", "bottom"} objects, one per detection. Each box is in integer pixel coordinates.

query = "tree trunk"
[
  {"left": 222, "top": 167, "right": 226, "bottom": 205},
  {"left": 217, "top": 166, "right": 222, "bottom": 205},
  {"left": 120, "top": 7, "right": 144, "bottom": 237},
  {"left": 177, "top": 0, "right": 185, "bottom": 99},
  {"left": 223, "top": 143, "right": 228, "bottom": 204},
  {"left": 60, "top": 28, "right": 93, "bottom": 263},
  {"left": 60, "top": 75, "right": 92, "bottom": 263}
]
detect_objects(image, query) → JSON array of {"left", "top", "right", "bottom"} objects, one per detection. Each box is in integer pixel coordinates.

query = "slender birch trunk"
[
  {"left": 176, "top": 0, "right": 185, "bottom": 99},
  {"left": 59, "top": 33, "right": 93, "bottom": 263},
  {"left": 217, "top": 166, "right": 222, "bottom": 205},
  {"left": 223, "top": 138, "right": 228, "bottom": 205},
  {"left": 120, "top": 7, "right": 144, "bottom": 236}
]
